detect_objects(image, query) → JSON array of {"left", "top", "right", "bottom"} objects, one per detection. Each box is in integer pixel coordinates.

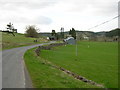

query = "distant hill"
[
  {"left": 40, "top": 33, "right": 51, "bottom": 37},
  {"left": 95, "top": 31, "right": 106, "bottom": 36},
  {"left": 39, "top": 28, "right": 120, "bottom": 38},
  {"left": 105, "top": 28, "right": 120, "bottom": 37},
  {"left": 74, "top": 28, "right": 119, "bottom": 37}
]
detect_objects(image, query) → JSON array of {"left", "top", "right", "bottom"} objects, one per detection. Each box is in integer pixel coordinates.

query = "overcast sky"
[{"left": 0, "top": 0, "right": 119, "bottom": 33}]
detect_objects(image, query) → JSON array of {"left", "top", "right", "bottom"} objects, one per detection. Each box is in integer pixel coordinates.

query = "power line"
[{"left": 87, "top": 15, "right": 120, "bottom": 30}]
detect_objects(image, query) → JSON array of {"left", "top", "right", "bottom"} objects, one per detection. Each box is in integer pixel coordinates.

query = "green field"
[
  {"left": 41, "top": 42, "right": 118, "bottom": 88},
  {"left": 1, "top": 32, "right": 47, "bottom": 50},
  {"left": 24, "top": 48, "right": 99, "bottom": 88},
  {"left": 24, "top": 41, "right": 118, "bottom": 88}
]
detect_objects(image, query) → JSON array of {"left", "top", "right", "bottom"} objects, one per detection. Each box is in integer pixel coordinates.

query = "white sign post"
[{"left": 76, "top": 34, "right": 78, "bottom": 56}]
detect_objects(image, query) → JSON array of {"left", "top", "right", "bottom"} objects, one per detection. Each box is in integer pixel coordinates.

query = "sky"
[{"left": 0, "top": 0, "right": 119, "bottom": 33}]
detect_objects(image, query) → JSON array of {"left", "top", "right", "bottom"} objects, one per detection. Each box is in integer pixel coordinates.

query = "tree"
[
  {"left": 60, "top": 27, "right": 64, "bottom": 39},
  {"left": 69, "top": 29, "right": 72, "bottom": 35},
  {"left": 51, "top": 30, "right": 56, "bottom": 36},
  {"left": 69, "top": 28, "right": 76, "bottom": 39},
  {"left": 25, "top": 25, "right": 39, "bottom": 38},
  {"left": 6, "top": 22, "right": 17, "bottom": 36},
  {"left": 55, "top": 33, "right": 59, "bottom": 40},
  {"left": 106, "top": 28, "right": 120, "bottom": 37}
]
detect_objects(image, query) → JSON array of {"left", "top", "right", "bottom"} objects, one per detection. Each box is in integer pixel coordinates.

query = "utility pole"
[
  {"left": 118, "top": 1, "right": 120, "bottom": 28},
  {"left": 76, "top": 32, "right": 78, "bottom": 56}
]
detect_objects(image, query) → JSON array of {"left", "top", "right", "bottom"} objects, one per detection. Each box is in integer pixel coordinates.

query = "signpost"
[{"left": 76, "top": 33, "right": 78, "bottom": 56}]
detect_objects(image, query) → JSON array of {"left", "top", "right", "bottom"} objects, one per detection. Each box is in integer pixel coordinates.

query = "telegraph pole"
[{"left": 118, "top": 1, "right": 120, "bottom": 28}]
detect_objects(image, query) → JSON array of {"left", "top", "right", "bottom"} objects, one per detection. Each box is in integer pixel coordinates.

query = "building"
[{"left": 64, "top": 37, "right": 76, "bottom": 45}]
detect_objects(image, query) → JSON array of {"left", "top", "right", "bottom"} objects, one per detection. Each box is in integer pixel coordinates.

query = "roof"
[{"left": 64, "top": 37, "right": 75, "bottom": 41}]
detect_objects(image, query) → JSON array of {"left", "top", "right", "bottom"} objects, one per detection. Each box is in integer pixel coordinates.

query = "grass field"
[
  {"left": 40, "top": 42, "right": 118, "bottom": 88},
  {"left": 24, "top": 41, "right": 118, "bottom": 88},
  {"left": 24, "top": 48, "right": 99, "bottom": 88},
  {"left": 1, "top": 32, "right": 47, "bottom": 50}
]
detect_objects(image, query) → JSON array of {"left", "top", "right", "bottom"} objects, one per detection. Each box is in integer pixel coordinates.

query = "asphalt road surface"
[{"left": 2, "top": 41, "right": 55, "bottom": 88}]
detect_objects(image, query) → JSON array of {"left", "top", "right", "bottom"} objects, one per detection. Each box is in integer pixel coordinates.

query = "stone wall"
[{"left": 35, "top": 43, "right": 66, "bottom": 56}]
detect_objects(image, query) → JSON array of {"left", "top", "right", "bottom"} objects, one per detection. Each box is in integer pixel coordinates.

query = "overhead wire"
[{"left": 87, "top": 15, "right": 120, "bottom": 30}]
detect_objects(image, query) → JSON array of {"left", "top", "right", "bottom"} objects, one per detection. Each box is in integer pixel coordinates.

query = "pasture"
[
  {"left": 1, "top": 32, "right": 47, "bottom": 50},
  {"left": 40, "top": 41, "right": 118, "bottom": 88},
  {"left": 24, "top": 41, "right": 118, "bottom": 88},
  {"left": 24, "top": 48, "right": 99, "bottom": 88}
]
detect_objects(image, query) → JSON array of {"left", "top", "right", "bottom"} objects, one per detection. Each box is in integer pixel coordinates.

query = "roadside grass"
[
  {"left": 1, "top": 32, "right": 48, "bottom": 50},
  {"left": 24, "top": 48, "right": 99, "bottom": 88},
  {"left": 40, "top": 41, "right": 118, "bottom": 88}
]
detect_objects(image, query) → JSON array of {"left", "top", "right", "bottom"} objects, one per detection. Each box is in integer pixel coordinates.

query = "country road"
[{"left": 2, "top": 41, "right": 55, "bottom": 88}]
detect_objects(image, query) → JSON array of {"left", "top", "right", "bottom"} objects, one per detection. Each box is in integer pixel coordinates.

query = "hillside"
[
  {"left": 40, "top": 28, "right": 120, "bottom": 38},
  {"left": 105, "top": 28, "right": 120, "bottom": 37},
  {"left": 27, "top": 28, "right": 120, "bottom": 38},
  {"left": 1, "top": 32, "right": 48, "bottom": 50}
]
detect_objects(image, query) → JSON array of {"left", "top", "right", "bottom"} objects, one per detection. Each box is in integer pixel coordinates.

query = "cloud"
[
  {"left": 0, "top": 0, "right": 118, "bottom": 33},
  {"left": 1, "top": 0, "right": 118, "bottom": 16},
  {"left": 57, "top": 0, "right": 118, "bottom": 16},
  {"left": 35, "top": 16, "right": 53, "bottom": 25},
  {"left": 0, "top": 15, "right": 53, "bottom": 25},
  {"left": 0, "top": 0, "right": 61, "bottom": 11}
]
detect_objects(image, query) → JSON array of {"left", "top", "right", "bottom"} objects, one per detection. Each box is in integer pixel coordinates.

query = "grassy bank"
[
  {"left": 24, "top": 47, "right": 99, "bottom": 88},
  {"left": 40, "top": 41, "right": 118, "bottom": 88},
  {"left": 1, "top": 32, "right": 47, "bottom": 50}
]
